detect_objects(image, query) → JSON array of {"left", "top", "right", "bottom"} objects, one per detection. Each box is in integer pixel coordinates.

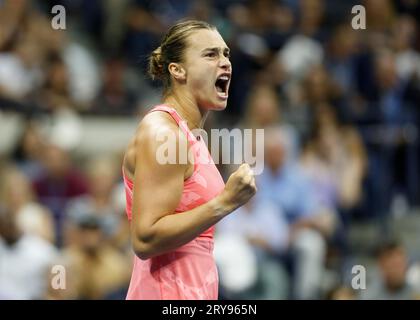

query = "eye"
[{"left": 205, "top": 52, "right": 217, "bottom": 58}]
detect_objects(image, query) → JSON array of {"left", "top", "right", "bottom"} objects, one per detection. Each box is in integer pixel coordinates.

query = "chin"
[
  {"left": 213, "top": 102, "right": 228, "bottom": 111},
  {"left": 202, "top": 100, "right": 228, "bottom": 111},
  {"left": 212, "top": 97, "right": 229, "bottom": 110}
]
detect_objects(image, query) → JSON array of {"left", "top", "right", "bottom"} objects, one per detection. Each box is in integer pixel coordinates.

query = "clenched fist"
[{"left": 220, "top": 163, "right": 257, "bottom": 211}]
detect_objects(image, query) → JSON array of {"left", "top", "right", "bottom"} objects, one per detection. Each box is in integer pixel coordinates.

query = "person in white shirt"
[{"left": 0, "top": 205, "right": 59, "bottom": 299}]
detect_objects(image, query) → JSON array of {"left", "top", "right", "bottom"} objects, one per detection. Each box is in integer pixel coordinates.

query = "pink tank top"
[{"left": 122, "top": 105, "right": 225, "bottom": 239}]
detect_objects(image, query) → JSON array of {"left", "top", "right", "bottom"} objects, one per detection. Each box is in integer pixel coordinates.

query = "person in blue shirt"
[{"left": 257, "top": 126, "right": 337, "bottom": 299}]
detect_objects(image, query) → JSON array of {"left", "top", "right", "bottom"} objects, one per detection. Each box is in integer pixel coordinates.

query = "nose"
[{"left": 220, "top": 56, "right": 231, "bottom": 71}]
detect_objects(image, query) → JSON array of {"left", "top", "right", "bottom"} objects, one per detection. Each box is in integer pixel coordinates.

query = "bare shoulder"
[
  {"left": 136, "top": 111, "right": 180, "bottom": 143},
  {"left": 123, "top": 111, "right": 188, "bottom": 178}
]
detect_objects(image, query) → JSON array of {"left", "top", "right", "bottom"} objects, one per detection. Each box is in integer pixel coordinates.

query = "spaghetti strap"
[{"left": 148, "top": 105, "right": 197, "bottom": 144}]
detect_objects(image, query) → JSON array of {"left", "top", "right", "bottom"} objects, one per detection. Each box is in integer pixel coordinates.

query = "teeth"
[{"left": 219, "top": 75, "right": 229, "bottom": 81}]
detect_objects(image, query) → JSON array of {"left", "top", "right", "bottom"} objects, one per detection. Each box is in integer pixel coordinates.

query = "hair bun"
[{"left": 148, "top": 47, "right": 164, "bottom": 80}]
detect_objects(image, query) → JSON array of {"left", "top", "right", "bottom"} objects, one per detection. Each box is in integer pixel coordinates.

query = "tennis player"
[{"left": 122, "top": 20, "right": 256, "bottom": 300}]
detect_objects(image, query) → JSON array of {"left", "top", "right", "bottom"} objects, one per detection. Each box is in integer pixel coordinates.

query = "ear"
[{"left": 168, "top": 62, "right": 186, "bottom": 82}]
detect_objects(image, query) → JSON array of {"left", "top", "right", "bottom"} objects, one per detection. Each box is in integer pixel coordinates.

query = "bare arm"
[{"left": 130, "top": 115, "right": 256, "bottom": 260}]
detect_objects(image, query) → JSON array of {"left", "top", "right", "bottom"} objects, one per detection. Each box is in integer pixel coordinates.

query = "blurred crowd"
[{"left": 1, "top": 0, "right": 420, "bottom": 300}]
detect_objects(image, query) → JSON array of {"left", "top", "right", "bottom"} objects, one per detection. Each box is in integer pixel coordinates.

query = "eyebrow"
[{"left": 202, "top": 47, "right": 230, "bottom": 54}]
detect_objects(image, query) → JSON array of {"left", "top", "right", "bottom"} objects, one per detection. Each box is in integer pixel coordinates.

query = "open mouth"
[{"left": 215, "top": 73, "right": 230, "bottom": 98}]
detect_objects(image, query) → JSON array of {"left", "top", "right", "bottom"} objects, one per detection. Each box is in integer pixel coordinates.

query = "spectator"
[
  {"left": 216, "top": 197, "right": 290, "bottom": 299},
  {"left": 258, "top": 127, "right": 336, "bottom": 299},
  {"left": 0, "top": 164, "right": 55, "bottom": 244},
  {"left": 64, "top": 155, "right": 123, "bottom": 246},
  {"left": 91, "top": 56, "right": 140, "bottom": 115},
  {"left": 0, "top": 204, "right": 59, "bottom": 299},
  {"left": 325, "top": 23, "right": 360, "bottom": 98},
  {"left": 61, "top": 213, "right": 130, "bottom": 300},
  {"left": 33, "top": 143, "right": 88, "bottom": 246},
  {"left": 301, "top": 104, "right": 367, "bottom": 217},
  {"left": 11, "top": 119, "right": 46, "bottom": 182},
  {"left": 36, "top": 55, "right": 75, "bottom": 112},
  {"left": 360, "top": 239, "right": 420, "bottom": 299},
  {"left": 390, "top": 15, "right": 420, "bottom": 81},
  {"left": 0, "top": 35, "right": 43, "bottom": 101}
]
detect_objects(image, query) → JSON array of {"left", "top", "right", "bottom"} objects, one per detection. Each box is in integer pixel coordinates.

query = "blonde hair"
[{"left": 148, "top": 19, "right": 215, "bottom": 94}]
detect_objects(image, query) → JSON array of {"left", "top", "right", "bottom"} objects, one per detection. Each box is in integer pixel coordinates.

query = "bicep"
[{"left": 130, "top": 123, "right": 187, "bottom": 240}]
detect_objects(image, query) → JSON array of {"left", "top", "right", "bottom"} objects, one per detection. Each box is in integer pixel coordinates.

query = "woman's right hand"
[{"left": 220, "top": 163, "right": 257, "bottom": 211}]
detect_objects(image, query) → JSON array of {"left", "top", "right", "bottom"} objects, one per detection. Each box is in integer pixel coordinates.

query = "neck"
[{"left": 163, "top": 92, "right": 209, "bottom": 130}]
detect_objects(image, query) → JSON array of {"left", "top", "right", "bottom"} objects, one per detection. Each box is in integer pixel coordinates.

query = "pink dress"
[{"left": 123, "top": 105, "right": 225, "bottom": 300}]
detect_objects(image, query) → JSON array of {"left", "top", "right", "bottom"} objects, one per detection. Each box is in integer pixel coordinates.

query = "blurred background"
[{"left": 0, "top": 0, "right": 420, "bottom": 300}]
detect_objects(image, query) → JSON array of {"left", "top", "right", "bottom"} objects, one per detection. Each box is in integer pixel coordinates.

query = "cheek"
[
  {"left": 188, "top": 64, "right": 214, "bottom": 90},
  {"left": 191, "top": 76, "right": 209, "bottom": 91}
]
